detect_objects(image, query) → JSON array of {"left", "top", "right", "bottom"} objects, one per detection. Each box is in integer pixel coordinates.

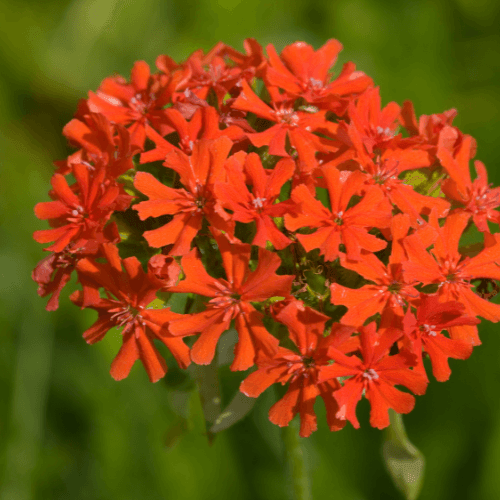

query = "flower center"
[
  {"left": 129, "top": 93, "right": 148, "bottom": 114},
  {"left": 375, "top": 126, "right": 393, "bottom": 137},
  {"left": 308, "top": 77, "right": 323, "bottom": 91},
  {"left": 302, "top": 356, "right": 315, "bottom": 368},
  {"left": 252, "top": 197, "right": 267, "bottom": 209},
  {"left": 110, "top": 304, "right": 145, "bottom": 328},
  {"left": 469, "top": 185, "right": 499, "bottom": 213},
  {"left": 387, "top": 281, "right": 401, "bottom": 294},
  {"left": 69, "top": 205, "right": 86, "bottom": 220},
  {"left": 274, "top": 107, "right": 299, "bottom": 126},
  {"left": 333, "top": 211, "right": 343, "bottom": 225},
  {"left": 420, "top": 324, "right": 437, "bottom": 336},
  {"left": 362, "top": 368, "right": 379, "bottom": 381}
]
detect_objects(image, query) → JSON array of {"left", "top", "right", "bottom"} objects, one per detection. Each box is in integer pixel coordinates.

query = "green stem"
[{"left": 281, "top": 419, "right": 312, "bottom": 500}]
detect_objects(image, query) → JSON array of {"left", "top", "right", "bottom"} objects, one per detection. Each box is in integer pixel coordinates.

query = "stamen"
[
  {"left": 252, "top": 197, "right": 267, "bottom": 209},
  {"left": 362, "top": 368, "right": 379, "bottom": 380}
]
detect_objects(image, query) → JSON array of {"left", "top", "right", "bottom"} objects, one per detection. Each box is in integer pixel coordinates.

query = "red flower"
[
  {"left": 140, "top": 106, "right": 246, "bottom": 162},
  {"left": 71, "top": 243, "right": 190, "bottom": 382},
  {"left": 231, "top": 78, "right": 338, "bottom": 157},
  {"left": 177, "top": 44, "right": 248, "bottom": 106},
  {"left": 265, "top": 40, "right": 372, "bottom": 113},
  {"left": 344, "top": 86, "right": 401, "bottom": 155},
  {"left": 32, "top": 223, "right": 120, "bottom": 311},
  {"left": 438, "top": 136, "right": 500, "bottom": 231},
  {"left": 219, "top": 38, "right": 267, "bottom": 78},
  {"left": 403, "top": 211, "right": 500, "bottom": 344},
  {"left": 319, "top": 324, "right": 428, "bottom": 429},
  {"left": 330, "top": 215, "right": 420, "bottom": 326},
  {"left": 33, "top": 165, "right": 131, "bottom": 253},
  {"left": 57, "top": 113, "right": 138, "bottom": 178},
  {"left": 133, "top": 136, "right": 234, "bottom": 254},
  {"left": 285, "top": 166, "right": 392, "bottom": 261},
  {"left": 88, "top": 61, "right": 183, "bottom": 149},
  {"left": 399, "top": 101, "right": 476, "bottom": 157},
  {"left": 168, "top": 230, "right": 294, "bottom": 370},
  {"left": 240, "top": 300, "right": 356, "bottom": 437},
  {"left": 402, "top": 294, "right": 477, "bottom": 382},
  {"left": 215, "top": 152, "right": 295, "bottom": 249},
  {"left": 352, "top": 150, "right": 450, "bottom": 225}
]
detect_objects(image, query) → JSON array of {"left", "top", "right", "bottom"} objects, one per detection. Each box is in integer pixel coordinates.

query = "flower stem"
[{"left": 281, "top": 419, "right": 312, "bottom": 500}]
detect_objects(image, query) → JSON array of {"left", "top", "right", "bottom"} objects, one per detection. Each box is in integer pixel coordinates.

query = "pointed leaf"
[{"left": 209, "top": 391, "right": 256, "bottom": 433}]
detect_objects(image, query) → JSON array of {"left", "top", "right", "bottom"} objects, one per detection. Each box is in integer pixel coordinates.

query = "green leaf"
[
  {"left": 167, "top": 292, "right": 190, "bottom": 313},
  {"left": 401, "top": 168, "right": 445, "bottom": 198},
  {"left": 189, "top": 385, "right": 208, "bottom": 431},
  {"left": 146, "top": 297, "right": 167, "bottom": 310},
  {"left": 382, "top": 409, "right": 425, "bottom": 500},
  {"left": 209, "top": 391, "right": 256, "bottom": 434},
  {"left": 216, "top": 327, "right": 238, "bottom": 366},
  {"left": 189, "top": 360, "right": 222, "bottom": 427}
]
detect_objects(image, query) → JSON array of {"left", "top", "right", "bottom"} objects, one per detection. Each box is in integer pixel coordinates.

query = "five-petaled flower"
[
  {"left": 285, "top": 165, "right": 392, "bottom": 261},
  {"left": 133, "top": 136, "right": 235, "bottom": 254},
  {"left": 240, "top": 300, "right": 357, "bottom": 437},
  {"left": 71, "top": 243, "right": 190, "bottom": 382},
  {"left": 168, "top": 229, "right": 294, "bottom": 370},
  {"left": 318, "top": 324, "right": 428, "bottom": 429}
]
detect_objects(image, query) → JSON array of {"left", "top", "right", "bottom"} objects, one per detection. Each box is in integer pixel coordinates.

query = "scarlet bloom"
[
  {"left": 319, "top": 324, "right": 428, "bottom": 429},
  {"left": 438, "top": 136, "right": 500, "bottom": 232},
  {"left": 399, "top": 100, "right": 476, "bottom": 157},
  {"left": 33, "top": 165, "right": 131, "bottom": 253},
  {"left": 140, "top": 106, "right": 246, "bottom": 162},
  {"left": 285, "top": 165, "right": 392, "bottom": 261},
  {"left": 403, "top": 211, "right": 500, "bottom": 344},
  {"left": 71, "top": 243, "right": 190, "bottom": 382},
  {"left": 215, "top": 152, "right": 295, "bottom": 249},
  {"left": 168, "top": 230, "right": 294, "bottom": 371},
  {"left": 240, "top": 300, "right": 356, "bottom": 437},
  {"left": 88, "top": 61, "right": 183, "bottom": 149},
  {"left": 33, "top": 251, "right": 77, "bottom": 311},
  {"left": 177, "top": 43, "right": 250, "bottom": 106},
  {"left": 330, "top": 215, "right": 420, "bottom": 326},
  {"left": 344, "top": 86, "right": 401, "bottom": 155},
  {"left": 57, "top": 112, "right": 138, "bottom": 178},
  {"left": 231, "top": 78, "right": 338, "bottom": 157},
  {"left": 264, "top": 40, "right": 372, "bottom": 113},
  {"left": 402, "top": 294, "right": 477, "bottom": 382},
  {"left": 133, "top": 136, "right": 235, "bottom": 254},
  {"left": 346, "top": 140, "right": 450, "bottom": 225}
]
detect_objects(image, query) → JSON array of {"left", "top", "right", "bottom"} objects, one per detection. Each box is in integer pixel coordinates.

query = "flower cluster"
[{"left": 33, "top": 39, "right": 500, "bottom": 436}]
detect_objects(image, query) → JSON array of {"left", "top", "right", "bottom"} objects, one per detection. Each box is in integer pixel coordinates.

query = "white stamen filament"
[
  {"left": 252, "top": 197, "right": 267, "bottom": 209},
  {"left": 362, "top": 368, "right": 379, "bottom": 381}
]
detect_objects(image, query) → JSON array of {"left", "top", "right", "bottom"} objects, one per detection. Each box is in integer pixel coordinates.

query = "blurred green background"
[{"left": 1, "top": 0, "right": 500, "bottom": 499}]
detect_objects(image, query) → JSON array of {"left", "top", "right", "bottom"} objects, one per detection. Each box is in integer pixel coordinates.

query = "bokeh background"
[{"left": 1, "top": 0, "right": 500, "bottom": 498}]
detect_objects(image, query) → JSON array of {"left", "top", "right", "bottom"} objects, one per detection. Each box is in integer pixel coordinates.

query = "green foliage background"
[{"left": 1, "top": 0, "right": 500, "bottom": 498}]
